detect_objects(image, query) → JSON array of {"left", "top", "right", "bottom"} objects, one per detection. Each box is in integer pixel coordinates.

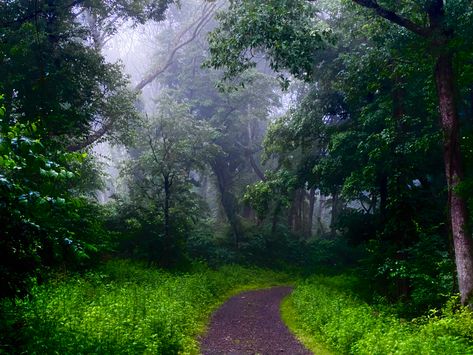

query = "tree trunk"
[
  {"left": 297, "top": 189, "right": 304, "bottom": 234},
  {"left": 435, "top": 53, "right": 473, "bottom": 306},
  {"left": 307, "top": 187, "right": 316, "bottom": 238},
  {"left": 271, "top": 202, "right": 281, "bottom": 235},
  {"left": 379, "top": 174, "right": 388, "bottom": 220},
  {"left": 163, "top": 174, "right": 171, "bottom": 242},
  {"left": 211, "top": 156, "right": 243, "bottom": 248},
  {"left": 288, "top": 194, "right": 296, "bottom": 231},
  {"left": 289, "top": 189, "right": 305, "bottom": 234},
  {"left": 350, "top": 0, "right": 473, "bottom": 303},
  {"left": 314, "top": 192, "right": 324, "bottom": 236},
  {"left": 330, "top": 191, "right": 340, "bottom": 237}
]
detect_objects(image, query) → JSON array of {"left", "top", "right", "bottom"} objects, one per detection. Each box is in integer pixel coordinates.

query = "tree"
[
  {"left": 149, "top": 21, "right": 280, "bottom": 247},
  {"left": 0, "top": 0, "right": 176, "bottom": 293},
  {"left": 351, "top": 0, "right": 473, "bottom": 307},
  {"left": 134, "top": 0, "right": 222, "bottom": 91},
  {"left": 0, "top": 0, "right": 175, "bottom": 152},
  {"left": 206, "top": 0, "right": 473, "bottom": 305},
  {"left": 124, "top": 94, "right": 216, "bottom": 265}
]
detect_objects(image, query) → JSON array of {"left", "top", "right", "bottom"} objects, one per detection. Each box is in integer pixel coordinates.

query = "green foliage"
[
  {"left": 224, "top": 0, "right": 460, "bottom": 310},
  {"left": 85, "top": 0, "right": 173, "bottom": 25},
  {"left": 243, "top": 170, "right": 296, "bottom": 220},
  {"left": 0, "top": 259, "right": 290, "bottom": 354},
  {"left": 118, "top": 95, "right": 218, "bottom": 266},
  {"left": 206, "top": 0, "right": 331, "bottom": 84},
  {"left": 105, "top": 198, "right": 201, "bottom": 267},
  {"left": 290, "top": 276, "right": 473, "bottom": 354},
  {"left": 0, "top": 99, "right": 110, "bottom": 296},
  {"left": 186, "top": 218, "right": 358, "bottom": 274},
  {"left": 280, "top": 296, "right": 334, "bottom": 355},
  {"left": 0, "top": 0, "right": 174, "bottom": 295},
  {"left": 0, "top": 0, "right": 145, "bottom": 149},
  {"left": 373, "top": 228, "right": 455, "bottom": 313},
  {"left": 154, "top": 28, "right": 280, "bottom": 247}
]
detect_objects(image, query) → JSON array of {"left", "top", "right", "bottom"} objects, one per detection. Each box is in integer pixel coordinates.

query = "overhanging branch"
[
  {"left": 352, "top": 0, "right": 431, "bottom": 37},
  {"left": 134, "top": 2, "right": 219, "bottom": 91}
]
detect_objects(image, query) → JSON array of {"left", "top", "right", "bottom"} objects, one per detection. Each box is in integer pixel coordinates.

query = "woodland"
[{"left": 1, "top": 0, "right": 473, "bottom": 353}]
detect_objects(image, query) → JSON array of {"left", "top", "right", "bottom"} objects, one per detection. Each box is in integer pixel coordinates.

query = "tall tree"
[
  {"left": 0, "top": 0, "right": 174, "bottom": 151},
  {"left": 150, "top": 27, "right": 280, "bottom": 247},
  {"left": 124, "top": 94, "right": 216, "bottom": 264},
  {"left": 352, "top": 0, "right": 473, "bottom": 307},
  {"left": 206, "top": 0, "right": 473, "bottom": 305}
]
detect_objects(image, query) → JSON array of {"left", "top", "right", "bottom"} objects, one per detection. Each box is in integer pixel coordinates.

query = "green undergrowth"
[
  {"left": 0, "top": 259, "right": 291, "bottom": 354},
  {"left": 289, "top": 275, "right": 473, "bottom": 354},
  {"left": 281, "top": 295, "right": 333, "bottom": 355}
]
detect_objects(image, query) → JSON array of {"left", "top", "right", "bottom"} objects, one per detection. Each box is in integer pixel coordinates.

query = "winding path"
[{"left": 200, "top": 286, "right": 312, "bottom": 355}]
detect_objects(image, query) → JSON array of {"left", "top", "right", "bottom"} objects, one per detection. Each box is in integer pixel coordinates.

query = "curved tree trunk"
[
  {"left": 351, "top": 0, "right": 473, "bottom": 305},
  {"left": 211, "top": 156, "right": 243, "bottom": 249}
]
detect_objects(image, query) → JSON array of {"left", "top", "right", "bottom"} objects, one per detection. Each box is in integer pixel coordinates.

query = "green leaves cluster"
[
  {"left": 0, "top": 98, "right": 107, "bottom": 296},
  {"left": 116, "top": 95, "right": 219, "bottom": 265},
  {"left": 206, "top": 0, "right": 331, "bottom": 84},
  {"left": 0, "top": 0, "right": 143, "bottom": 150},
  {"left": 0, "top": 0, "right": 177, "bottom": 295},
  {"left": 244, "top": 171, "right": 296, "bottom": 220}
]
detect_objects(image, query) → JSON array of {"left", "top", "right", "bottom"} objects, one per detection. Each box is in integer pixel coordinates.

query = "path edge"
[
  {"left": 196, "top": 283, "right": 293, "bottom": 354},
  {"left": 280, "top": 293, "right": 333, "bottom": 355}
]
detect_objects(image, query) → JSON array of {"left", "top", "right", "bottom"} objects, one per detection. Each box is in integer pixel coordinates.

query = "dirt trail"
[{"left": 200, "top": 286, "right": 312, "bottom": 355}]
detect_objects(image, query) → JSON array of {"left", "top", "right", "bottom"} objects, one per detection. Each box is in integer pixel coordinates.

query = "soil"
[{"left": 200, "top": 286, "right": 312, "bottom": 355}]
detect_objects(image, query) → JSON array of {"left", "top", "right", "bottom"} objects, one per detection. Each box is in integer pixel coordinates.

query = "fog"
[{"left": 91, "top": 0, "right": 334, "bottom": 235}]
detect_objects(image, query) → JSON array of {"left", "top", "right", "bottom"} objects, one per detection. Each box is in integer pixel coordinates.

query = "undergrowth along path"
[{"left": 200, "top": 286, "right": 312, "bottom": 355}]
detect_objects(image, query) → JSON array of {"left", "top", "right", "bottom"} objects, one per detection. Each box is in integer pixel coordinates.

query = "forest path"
[{"left": 200, "top": 286, "right": 312, "bottom": 355}]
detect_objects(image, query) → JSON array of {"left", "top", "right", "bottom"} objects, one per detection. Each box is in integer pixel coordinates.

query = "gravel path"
[{"left": 200, "top": 286, "right": 312, "bottom": 355}]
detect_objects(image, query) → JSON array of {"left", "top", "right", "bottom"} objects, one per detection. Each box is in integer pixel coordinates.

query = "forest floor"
[{"left": 200, "top": 286, "right": 312, "bottom": 355}]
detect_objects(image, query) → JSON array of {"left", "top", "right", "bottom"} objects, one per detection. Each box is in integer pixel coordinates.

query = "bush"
[{"left": 0, "top": 101, "right": 110, "bottom": 297}]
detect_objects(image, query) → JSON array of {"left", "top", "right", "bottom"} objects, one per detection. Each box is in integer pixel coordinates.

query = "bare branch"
[
  {"left": 67, "top": 120, "right": 112, "bottom": 151},
  {"left": 69, "top": 1, "right": 222, "bottom": 150},
  {"left": 134, "top": 2, "right": 219, "bottom": 91}
]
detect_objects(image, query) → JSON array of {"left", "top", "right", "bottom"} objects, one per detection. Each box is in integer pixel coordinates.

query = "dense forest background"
[{"left": 1, "top": 0, "right": 473, "bottom": 353}]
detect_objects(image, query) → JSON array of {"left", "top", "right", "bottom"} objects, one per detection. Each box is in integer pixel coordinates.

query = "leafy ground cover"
[
  {"left": 3, "top": 261, "right": 473, "bottom": 355},
  {"left": 288, "top": 275, "right": 473, "bottom": 354},
  {"left": 0, "top": 260, "right": 290, "bottom": 354}
]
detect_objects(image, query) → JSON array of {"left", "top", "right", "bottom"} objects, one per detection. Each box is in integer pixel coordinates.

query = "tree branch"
[
  {"left": 134, "top": 2, "right": 219, "bottom": 91},
  {"left": 352, "top": 0, "right": 431, "bottom": 37},
  {"left": 68, "top": 1, "right": 221, "bottom": 150},
  {"left": 67, "top": 120, "right": 111, "bottom": 151}
]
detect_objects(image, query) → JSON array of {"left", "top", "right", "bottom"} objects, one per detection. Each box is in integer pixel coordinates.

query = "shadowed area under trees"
[{"left": 1, "top": 0, "right": 473, "bottom": 353}]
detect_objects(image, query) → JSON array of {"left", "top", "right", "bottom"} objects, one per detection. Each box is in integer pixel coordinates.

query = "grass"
[
  {"left": 3, "top": 260, "right": 472, "bottom": 355},
  {"left": 287, "top": 275, "right": 473, "bottom": 354},
  {"left": 280, "top": 295, "right": 333, "bottom": 355},
  {"left": 0, "top": 259, "right": 291, "bottom": 354}
]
